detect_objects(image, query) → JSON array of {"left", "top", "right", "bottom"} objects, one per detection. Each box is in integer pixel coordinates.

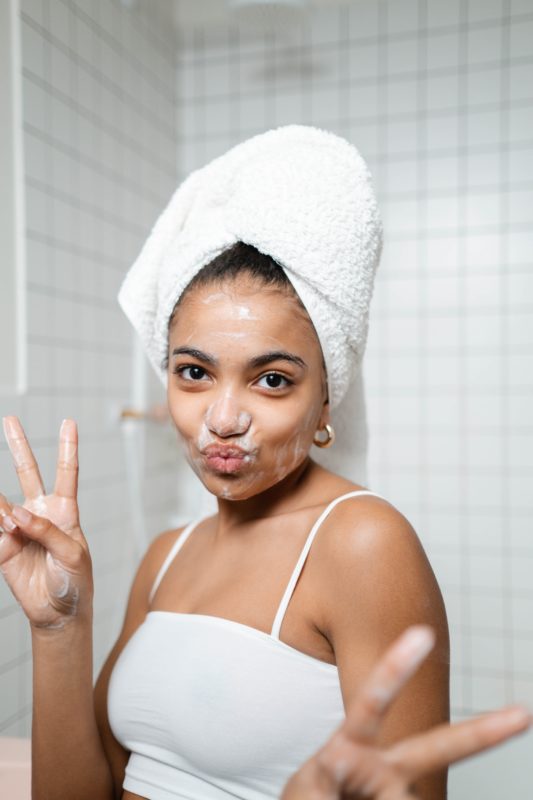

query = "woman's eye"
[
  {"left": 173, "top": 365, "right": 208, "bottom": 381},
  {"left": 257, "top": 372, "right": 292, "bottom": 390}
]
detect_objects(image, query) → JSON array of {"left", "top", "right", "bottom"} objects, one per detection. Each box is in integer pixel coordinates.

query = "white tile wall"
[
  {"left": 0, "top": 0, "right": 178, "bottom": 736},
  {"left": 175, "top": 1, "right": 532, "bottom": 796}
]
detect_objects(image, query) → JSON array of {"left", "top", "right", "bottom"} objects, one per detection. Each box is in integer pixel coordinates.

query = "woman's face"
[{"left": 167, "top": 276, "right": 330, "bottom": 501}]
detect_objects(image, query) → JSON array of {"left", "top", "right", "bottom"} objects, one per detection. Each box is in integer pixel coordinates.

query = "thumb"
[{"left": 4, "top": 505, "right": 82, "bottom": 567}]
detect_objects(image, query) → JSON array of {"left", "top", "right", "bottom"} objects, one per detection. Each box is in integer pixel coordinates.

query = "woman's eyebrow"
[
  {"left": 171, "top": 346, "right": 216, "bottom": 365},
  {"left": 249, "top": 350, "right": 307, "bottom": 370},
  {"left": 171, "top": 346, "right": 307, "bottom": 370}
]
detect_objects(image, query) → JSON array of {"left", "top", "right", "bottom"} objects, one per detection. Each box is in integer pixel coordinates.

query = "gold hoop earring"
[{"left": 313, "top": 423, "right": 335, "bottom": 448}]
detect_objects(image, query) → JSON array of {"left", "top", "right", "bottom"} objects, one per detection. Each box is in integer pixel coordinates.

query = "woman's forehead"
[{"left": 171, "top": 281, "right": 317, "bottom": 343}]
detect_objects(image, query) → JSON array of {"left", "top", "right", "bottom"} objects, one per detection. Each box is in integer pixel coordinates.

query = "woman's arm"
[
  {"left": 282, "top": 624, "right": 531, "bottom": 799},
  {"left": 32, "top": 522, "right": 187, "bottom": 800},
  {"left": 0, "top": 417, "right": 115, "bottom": 800},
  {"left": 32, "top": 614, "right": 115, "bottom": 800},
  {"left": 315, "top": 496, "right": 450, "bottom": 799}
]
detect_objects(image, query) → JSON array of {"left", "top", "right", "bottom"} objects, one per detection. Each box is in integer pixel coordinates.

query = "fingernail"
[
  {"left": 503, "top": 707, "right": 533, "bottom": 726},
  {"left": 482, "top": 707, "right": 532, "bottom": 731},
  {"left": 11, "top": 505, "right": 31, "bottom": 525},
  {"left": 2, "top": 515, "right": 17, "bottom": 531},
  {"left": 399, "top": 626, "right": 436, "bottom": 663},
  {"left": 2, "top": 417, "right": 16, "bottom": 438}
]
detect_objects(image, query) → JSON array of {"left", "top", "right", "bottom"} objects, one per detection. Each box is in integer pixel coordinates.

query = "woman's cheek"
[
  {"left": 267, "top": 411, "right": 317, "bottom": 479},
  {"left": 269, "top": 432, "right": 309, "bottom": 480},
  {"left": 169, "top": 395, "right": 202, "bottom": 439}
]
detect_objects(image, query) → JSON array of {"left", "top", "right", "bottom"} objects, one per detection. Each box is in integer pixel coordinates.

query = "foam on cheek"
[
  {"left": 195, "top": 422, "right": 212, "bottom": 453},
  {"left": 270, "top": 435, "right": 306, "bottom": 481},
  {"left": 269, "top": 405, "right": 317, "bottom": 480},
  {"left": 240, "top": 410, "right": 251, "bottom": 427}
]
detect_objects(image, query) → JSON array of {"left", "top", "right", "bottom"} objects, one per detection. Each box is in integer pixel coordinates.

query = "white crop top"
[{"left": 107, "top": 490, "right": 383, "bottom": 800}]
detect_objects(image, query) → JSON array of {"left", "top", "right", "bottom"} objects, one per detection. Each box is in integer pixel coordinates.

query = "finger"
[
  {"left": 387, "top": 705, "right": 532, "bottom": 782},
  {"left": 2, "top": 417, "right": 46, "bottom": 500},
  {"left": 0, "top": 496, "right": 23, "bottom": 562},
  {"left": 3, "top": 505, "right": 81, "bottom": 566},
  {"left": 0, "top": 528, "right": 24, "bottom": 562},
  {"left": 340, "top": 626, "right": 436, "bottom": 743},
  {"left": 53, "top": 419, "right": 79, "bottom": 499},
  {"left": 0, "top": 493, "right": 13, "bottom": 518},
  {"left": 379, "top": 788, "right": 418, "bottom": 800}
]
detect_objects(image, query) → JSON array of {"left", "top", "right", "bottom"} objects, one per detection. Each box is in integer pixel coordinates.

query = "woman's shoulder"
[
  {"left": 312, "top": 477, "right": 447, "bottom": 652},
  {"left": 312, "top": 474, "right": 428, "bottom": 578},
  {"left": 150, "top": 511, "right": 217, "bottom": 547},
  {"left": 144, "top": 522, "right": 198, "bottom": 576},
  {"left": 149, "top": 524, "right": 188, "bottom": 554}
]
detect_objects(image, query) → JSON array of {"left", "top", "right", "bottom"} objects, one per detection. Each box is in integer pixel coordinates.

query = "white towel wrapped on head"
[{"left": 118, "top": 124, "right": 383, "bottom": 485}]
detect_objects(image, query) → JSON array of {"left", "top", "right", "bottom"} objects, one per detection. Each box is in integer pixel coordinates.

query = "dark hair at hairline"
[{"left": 161, "top": 241, "right": 313, "bottom": 373}]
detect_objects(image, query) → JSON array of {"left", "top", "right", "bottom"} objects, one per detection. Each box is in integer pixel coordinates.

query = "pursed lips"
[
  {"left": 201, "top": 445, "right": 256, "bottom": 474},
  {"left": 202, "top": 444, "right": 250, "bottom": 458}
]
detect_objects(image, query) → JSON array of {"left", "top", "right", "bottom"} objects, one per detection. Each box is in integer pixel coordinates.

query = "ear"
[
  {"left": 319, "top": 368, "right": 330, "bottom": 426},
  {"left": 319, "top": 395, "right": 331, "bottom": 429}
]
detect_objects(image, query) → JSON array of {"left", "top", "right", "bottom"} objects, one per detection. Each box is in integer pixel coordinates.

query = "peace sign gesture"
[
  {"left": 281, "top": 625, "right": 531, "bottom": 799},
  {"left": 0, "top": 416, "right": 93, "bottom": 631}
]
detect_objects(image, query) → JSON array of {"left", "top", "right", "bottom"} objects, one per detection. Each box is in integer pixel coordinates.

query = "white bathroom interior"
[{"left": 0, "top": 0, "right": 532, "bottom": 797}]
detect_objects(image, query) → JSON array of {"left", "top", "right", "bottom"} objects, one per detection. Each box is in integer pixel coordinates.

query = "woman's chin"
[
  {"left": 185, "top": 452, "right": 307, "bottom": 501},
  {"left": 198, "top": 468, "right": 284, "bottom": 502},
  {"left": 203, "top": 474, "right": 262, "bottom": 501}
]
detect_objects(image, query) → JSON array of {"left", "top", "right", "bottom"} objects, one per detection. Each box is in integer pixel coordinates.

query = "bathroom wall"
[
  {"left": 174, "top": 0, "right": 533, "bottom": 796},
  {"left": 0, "top": 0, "right": 179, "bottom": 736}
]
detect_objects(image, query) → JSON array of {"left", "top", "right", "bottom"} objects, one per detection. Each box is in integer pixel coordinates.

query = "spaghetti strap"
[
  {"left": 270, "top": 490, "right": 385, "bottom": 639},
  {"left": 148, "top": 516, "right": 206, "bottom": 606}
]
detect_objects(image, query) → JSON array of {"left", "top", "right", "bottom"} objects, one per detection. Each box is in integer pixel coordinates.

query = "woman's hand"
[
  {"left": 0, "top": 416, "right": 93, "bottom": 631},
  {"left": 281, "top": 625, "right": 532, "bottom": 799}
]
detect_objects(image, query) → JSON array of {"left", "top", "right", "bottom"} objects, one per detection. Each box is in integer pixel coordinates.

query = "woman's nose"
[{"left": 205, "top": 393, "right": 251, "bottom": 437}]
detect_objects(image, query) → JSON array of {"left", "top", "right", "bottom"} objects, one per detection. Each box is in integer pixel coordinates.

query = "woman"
[
  {"left": 0, "top": 125, "right": 530, "bottom": 799},
  {"left": 0, "top": 308, "right": 530, "bottom": 800},
  {"left": 112, "top": 242, "right": 451, "bottom": 799}
]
